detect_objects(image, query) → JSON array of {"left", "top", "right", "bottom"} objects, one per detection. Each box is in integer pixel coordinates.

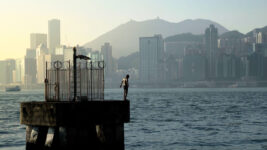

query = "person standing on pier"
[{"left": 120, "top": 74, "right": 130, "bottom": 100}]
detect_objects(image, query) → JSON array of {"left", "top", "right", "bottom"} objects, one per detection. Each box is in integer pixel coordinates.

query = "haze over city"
[
  {"left": 0, "top": 0, "right": 267, "bottom": 88},
  {"left": 2, "top": 1, "right": 267, "bottom": 150},
  {"left": 1, "top": 0, "right": 267, "bottom": 60}
]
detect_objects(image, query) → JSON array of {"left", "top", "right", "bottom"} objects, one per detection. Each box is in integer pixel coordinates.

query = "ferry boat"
[{"left": 5, "top": 86, "right": 21, "bottom": 92}]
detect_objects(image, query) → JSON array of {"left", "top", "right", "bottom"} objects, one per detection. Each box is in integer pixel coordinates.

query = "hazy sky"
[{"left": 0, "top": 0, "right": 266, "bottom": 60}]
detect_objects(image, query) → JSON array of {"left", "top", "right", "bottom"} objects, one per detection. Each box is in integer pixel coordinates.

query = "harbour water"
[{"left": 0, "top": 88, "right": 267, "bottom": 150}]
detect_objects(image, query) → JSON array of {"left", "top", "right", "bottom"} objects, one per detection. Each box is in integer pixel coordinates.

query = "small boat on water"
[{"left": 5, "top": 86, "right": 21, "bottom": 92}]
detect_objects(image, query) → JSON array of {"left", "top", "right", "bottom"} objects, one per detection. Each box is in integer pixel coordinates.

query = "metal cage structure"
[{"left": 45, "top": 60, "right": 104, "bottom": 101}]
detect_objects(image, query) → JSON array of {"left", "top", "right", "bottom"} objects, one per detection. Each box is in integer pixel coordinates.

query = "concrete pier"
[{"left": 20, "top": 100, "right": 130, "bottom": 150}]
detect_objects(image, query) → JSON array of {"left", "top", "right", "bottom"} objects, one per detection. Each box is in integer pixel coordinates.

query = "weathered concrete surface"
[
  {"left": 21, "top": 100, "right": 130, "bottom": 150},
  {"left": 20, "top": 100, "right": 130, "bottom": 127}
]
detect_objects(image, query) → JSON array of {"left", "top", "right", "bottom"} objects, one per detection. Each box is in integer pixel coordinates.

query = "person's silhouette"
[{"left": 120, "top": 74, "right": 130, "bottom": 100}]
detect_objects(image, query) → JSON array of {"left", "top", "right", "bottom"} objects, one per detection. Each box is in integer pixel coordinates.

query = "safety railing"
[{"left": 45, "top": 61, "right": 104, "bottom": 101}]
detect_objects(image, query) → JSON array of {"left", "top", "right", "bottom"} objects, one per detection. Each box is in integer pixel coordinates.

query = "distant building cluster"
[
  {"left": 0, "top": 19, "right": 111, "bottom": 88},
  {"left": 1, "top": 22, "right": 267, "bottom": 88},
  {"left": 139, "top": 24, "right": 267, "bottom": 86}
]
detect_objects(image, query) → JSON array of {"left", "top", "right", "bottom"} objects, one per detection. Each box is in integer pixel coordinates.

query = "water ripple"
[{"left": 1, "top": 88, "right": 267, "bottom": 150}]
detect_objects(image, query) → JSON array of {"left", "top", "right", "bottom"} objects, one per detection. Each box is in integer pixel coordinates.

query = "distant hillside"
[
  {"left": 165, "top": 33, "right": 204, "bottom": 42},
  {"left": 118, "top": 52, "right": 139, "bottom": 70},
  {"left": 84, "top": 18, "right": 229, "bottom": 58},
  {"left": 220, "top": 30, "right": 244, "bottom": 39}
]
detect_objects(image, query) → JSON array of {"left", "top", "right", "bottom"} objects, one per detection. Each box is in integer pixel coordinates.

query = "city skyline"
[
  {"left": 0, "top": 0, "right": 267, "bottom": 60},
  {"left": 0, "top": 21, "right": 267, "bottom": 87}
]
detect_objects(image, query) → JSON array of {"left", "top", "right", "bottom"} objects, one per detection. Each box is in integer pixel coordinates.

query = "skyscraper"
[
  {"left": 24, "top": 49, "right": 37, "bottom": 86},
  {"left": 0, "top": 59, "right": 15, "bottom": 84},
  {"left": 205, "top": 24, "right": 218, "bottom": 79},
  {"left": 256, "top": 32, "right": 267, "bottom": 44},
  {"left": 36, "top": 44, "right": 48, "bottom": 84},
  {"left": 30, "top": 33, "right": 47, "bottom": 49},
  {"left": 48, "top": 19, "right": 60, "bottom": 54},
  {"left": 101, "top": 43, "right": 113, "bottom": 76},
  {"left": 15, "top": 58, "right": 23, "bottom": 83},
  {"left": 89, "top": 51, "right": 103, "bottom": 62},
  {"left": 139, "top": 34, "right": 164, "bottom": 83},
  {"left": 6, "top": 59, "right": 16, "bottom": 83},
  {"left": 0, "top": 60, "right": 7, "bottom": 84}
]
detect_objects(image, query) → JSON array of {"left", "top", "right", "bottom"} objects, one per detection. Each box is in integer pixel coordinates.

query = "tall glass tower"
[
  {"left": 205, "top": 24, "right": 218, "bottom": 79},
  {"left": 48, "top": 19, "right": 60, "bottom": 54}
]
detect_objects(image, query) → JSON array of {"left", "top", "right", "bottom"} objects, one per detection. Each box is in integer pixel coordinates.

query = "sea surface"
[{"left": 0, "top": 88, "right": 267, "bottom": 150}]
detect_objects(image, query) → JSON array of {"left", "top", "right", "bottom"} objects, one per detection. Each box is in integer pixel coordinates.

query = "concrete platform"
[
  {"left": 21, "top": 100, "right": 130, "bottom": 127},
  {"left": 20, "top": 100, "right": 130, "bottom": 150}
]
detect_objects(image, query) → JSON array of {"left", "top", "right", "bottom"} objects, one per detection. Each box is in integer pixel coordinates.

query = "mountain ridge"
[
  {"left": 220, "top": 30, "right": 244, "bottom": 39},
  {"left": 84, "top": 18, "right": 229, "bottom": 58}
]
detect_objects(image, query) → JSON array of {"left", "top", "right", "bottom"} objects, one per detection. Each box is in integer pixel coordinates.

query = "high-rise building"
[
  {"left": 165, "top": 55, "right": 180, "bottom": 81},
  {"left": 24, "top": 49, "right": 37, "bottom": 86},
  {"left": 48, "top": 19, "right": 60, "bottom": 54},
  {"left": 247, "top": 51, "right": 265, "bottom": 79},
  {"left": 183, "top": 46, "right": 206, "bottom": 81},
  {"left": 56, "top": 46, "right": 91, "bottom": 62},
  {"left": 101, "top": 43, "right": 113, "bottom": 76},
  {"left": 55, "top": 45, "right": 65, "bottom": 55},
  {"left": 54, "top": 45, "right": 73, "bottom": 62},
  {"left": 256, "top": 32, "right": 267, "bottom": 44},
  {"left": 36, "top": 44, "right": 48, "bottom": 84},
  {"left": 164, "top": 33, "right": 203, "bottom": 58},
  {"left": 44, "top": 54, "right": 64, "bottom": 66},
  {"left": 77, "top": 46, "right": 90, "bottom": 56},
  {"left": 14, "top": 58, "right": 23, "bottom": 83},
  {"left": 139, "top": 34, "right": 164, "bottom": 83},
  {"left": 205, "top": 24, "right": 218, "bottom": 79},
  {"left": 26, "top": 48, "right": 36, "bottom": 58},
  {"left": 30, "top": 33, "right": 47, "bottom": 49},
  {"left": 5, "top": 59, "right": 16, "bottom": 84},
  {"left": 0, "top": 60, "right": 7, "bottom": 84},
  {"left": 0, "top": 59, "right": 16, "bottom": 84},
  {"left": 89, "top": 51, "right": 103, "bottom": 62},
  {"left": 215, "top": 54, "right": 241, "bottom": 79},
  {"left": 63, "top": 47, "right": 73, "bottom": 62},
  {"left": 165, "top": 41, "right": 192, "bottom": 57},
  {"left": 218, "top": 33, "right": 242, "bottom": 56}
]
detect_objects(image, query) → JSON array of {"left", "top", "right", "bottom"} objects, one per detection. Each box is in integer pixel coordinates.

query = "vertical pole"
[
  {"left": 45, "top": 62, "right": 47, "bottom": 101},
  {"left": 86, "top": 62, "right": 88, "bottom": 100},
  {"left": 80, "top": 62, "right": 81, "bottom": 99},
  {"left": 57, "top": 65, "right": 60, "bottom": 101},
  {"left": 73, "top": 47, "right": 77, "bottom": 101},
  {"left": 49, "top": 68, "right": 51, "bottom": 100},
  {"left": 54, "top": 66, "right": 57, "bottom": 101},
  {"left": 91, "top": 61, "right": 93, "bottom": 101},
  {"left": 103, "top": 61, "right": 105, "bottom": 100},
  {"left": 68, "top": 60, "right": 71, "bottom": 101}
]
